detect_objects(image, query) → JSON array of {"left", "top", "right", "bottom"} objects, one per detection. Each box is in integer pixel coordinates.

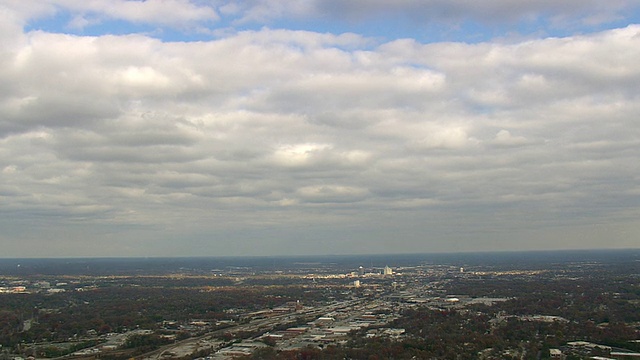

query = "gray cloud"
[
  {"left": 229, "top": 0, "right": 637, "bottom": 28},
  {"left": 0, "top": 14, "right": 639, "bottom": 256},
  {"left": 8, "top": 1, "right": 637, "bottom": 36}
]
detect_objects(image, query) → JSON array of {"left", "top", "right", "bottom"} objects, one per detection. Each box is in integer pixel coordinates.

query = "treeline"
[
  {"left": 447, "top": 275, "right": 640, "bottom": 323},
  {"left": 238, "top": 305, "right": 638, "bottom": 360},
  {"left": 0, "top": 284, "right": 326, "bottom": 348}
]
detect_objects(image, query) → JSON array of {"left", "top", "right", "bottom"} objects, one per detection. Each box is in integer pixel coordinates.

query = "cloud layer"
[{"left": 1, "top": 2, "right": 639, "bottom": 257}]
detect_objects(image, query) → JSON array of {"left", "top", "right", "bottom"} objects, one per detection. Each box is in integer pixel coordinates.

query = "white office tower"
[{"left": 383, "top": 265, "right": 393, "bottom": 275}]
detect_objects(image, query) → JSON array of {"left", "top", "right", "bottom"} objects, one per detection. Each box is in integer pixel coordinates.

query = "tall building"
[
  {"left": 358, "top": 266, "right": 365, "bottom": 276},
  {"left": 383, "top": 265, "right": 393, "bottom": 276}
]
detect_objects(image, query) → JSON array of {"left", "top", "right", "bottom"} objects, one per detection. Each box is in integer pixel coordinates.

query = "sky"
[{"left": 1, "top": 1, "right": 640, "bottom": 258}]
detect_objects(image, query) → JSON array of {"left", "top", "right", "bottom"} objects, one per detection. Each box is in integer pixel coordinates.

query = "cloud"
[
  {"left": 297, "top": 185, "right": 369, "bottom": 204},
  {"left": 1, "top": 20, "right": 639, "bottom": 255},
  {"left": 220, "top": 0, "right": 316, "bottom": 24},
  {"left": 492, "top": 130, "right": 530, "bottom": 147},
  {"left": 229, "top": 0, "right": 638, "bottom": 28},
  {"left": 2, "top": 0, "right": 218, "bottom": 31}
]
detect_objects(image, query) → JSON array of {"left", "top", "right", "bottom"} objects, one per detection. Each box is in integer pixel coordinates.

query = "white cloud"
[
  {"left": 271, "top": 143, "right": 333, "bottom": 167},
  {"left": 1, "top": 19, "right": 640, "bottom": 255},
  {"left": 492, "top": 130, "right": 529, "bottom": 147}
]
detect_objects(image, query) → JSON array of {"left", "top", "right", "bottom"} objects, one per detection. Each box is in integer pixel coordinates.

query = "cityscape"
[
  {"left": 1, "top": 2, "right": 640, "bottom": 359},
  {"left": 1, "top": 250, "right": 638, "bottom": 359}
]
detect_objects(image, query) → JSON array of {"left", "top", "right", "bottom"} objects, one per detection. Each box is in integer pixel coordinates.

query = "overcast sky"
[{"left": 1, "top": 1, "right": 639, "bottom": 258}]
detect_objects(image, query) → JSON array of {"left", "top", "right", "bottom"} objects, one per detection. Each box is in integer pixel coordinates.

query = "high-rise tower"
[{"left": 383, "top": 265, "right": 393, "bottom": 275}]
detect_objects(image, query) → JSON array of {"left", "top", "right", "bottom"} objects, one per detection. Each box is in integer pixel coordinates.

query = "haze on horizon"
[{"left": 1, "top": 1, "right": 639, "bottom": 258}]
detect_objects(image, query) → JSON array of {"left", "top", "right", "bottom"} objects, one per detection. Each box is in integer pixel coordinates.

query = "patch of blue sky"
[
  {"left": 24, "top": 10, "right": 71, "bottom": 34},
  {"left": 22, "top": 6, "right": 640, "bottom": 45},
  {"left": 261, "top": 10, "right": 640, "bottom": 44},
  {"left": 259, "top": 18, "right": 548, "bottom": 45},
  {"left": 237, "top": 16, "right": 496, "bottom": 45},
  {"left": 24, "top": 12, "right": 211, "bottom": 42},
  {"left": 504, "top": 13, "right": 640, "bottom": 40}
]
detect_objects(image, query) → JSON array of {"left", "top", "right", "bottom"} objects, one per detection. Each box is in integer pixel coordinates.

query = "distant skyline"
[{"left": 1, "top": 1, "right": 640, "bottom": 258}]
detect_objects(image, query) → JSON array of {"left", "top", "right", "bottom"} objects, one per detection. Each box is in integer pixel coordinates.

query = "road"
[{"left": 139, "top": 299, "right": 366, "bottom": 360}]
